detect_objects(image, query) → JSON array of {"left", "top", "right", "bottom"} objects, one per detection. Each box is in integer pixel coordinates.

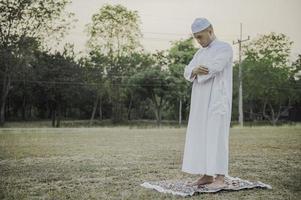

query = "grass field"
[{"left": 0, "top": 125, "right": 300, "bottom": 199}]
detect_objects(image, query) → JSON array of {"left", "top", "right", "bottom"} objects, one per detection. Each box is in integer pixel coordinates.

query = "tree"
[
  {"left": 0, "top": 0, "right": 75, "bottom": 126},
  {"left": 291, "top": 54, "right": 301, "bottom": 80},
  {"left": 32, "top": 45, "right": 84, "bottom": 127},
  {"left": 128, "top": 51, "right": 171, "bottom": 127},
  {"left": 167, "top": 37, "right": 198, "bottom": 125},
  {"left": 79, "top": 50, "right": 109, "bottom": 124},
  {"left": 242, "top": 32, "right": 296, "bottom": 125},
  {"left": 86, "top": 4, "right": 142, "bottom": 123},
  {"left": 2, "top": 37, "right": 41, "bottom": 121},
  {"left": 289, "top": 55, "right": 301, "bottom": 120},
  {"left": 119, "top": 52, "right": 154, "bottom": 121}
]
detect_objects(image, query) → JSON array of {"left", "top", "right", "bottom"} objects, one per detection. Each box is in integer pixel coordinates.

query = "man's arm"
[
  {"left": 183, "top": 50, "right": 201, "bottom": 82},
  {"left": 197, "top": 44, "right": 233, "bottom": 83}
]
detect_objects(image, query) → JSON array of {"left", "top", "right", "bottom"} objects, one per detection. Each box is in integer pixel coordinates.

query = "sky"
[{"left": 62, "top": 0, "right": 301, "bottom": 61}]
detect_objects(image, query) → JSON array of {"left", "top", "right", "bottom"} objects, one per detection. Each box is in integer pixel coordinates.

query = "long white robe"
[{"left": 181, "top": 38, "right": 233, "bottom": 176}]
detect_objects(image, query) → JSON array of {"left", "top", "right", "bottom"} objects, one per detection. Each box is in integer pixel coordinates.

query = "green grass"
[{"left": 0, "top": 125, "right": 300, "bottom": 199}]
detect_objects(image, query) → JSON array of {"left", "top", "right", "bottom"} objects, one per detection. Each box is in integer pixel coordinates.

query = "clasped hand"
[{"left": 192, "top": 66, "right": 209, "bottom": 77}]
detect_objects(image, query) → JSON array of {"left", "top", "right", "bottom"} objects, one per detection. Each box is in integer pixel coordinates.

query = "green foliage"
[
  {"left": 169, "top": 37, "right": 197, "bottom": 64},
  {"left": 241, "top": 32, "right": 299, "bottom": 124},
  {"left": 243, "top": 32, "right": 292, "bottom": 67},
  {"left": 127, "top": 52, "right": 172, "bottom": 125},
  {"left": 167, "top": 37, "right": 198, "bottom": 120},
  {"left": 86, "top": 4, "right": 142, "bottom": 56},
  {"left": 0, "top": 0, "right": 75, "bottom": 125},
  {"left": 85, "top": 4, "right": 144, "bottom": 123},
  {"left": 168, "top": 37, "right": 197, "bottom": 97},
  {"left": 0, "top": 0, "right": 75, "bottom": 49}
]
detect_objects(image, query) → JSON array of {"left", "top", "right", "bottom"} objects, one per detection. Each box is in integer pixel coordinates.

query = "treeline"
[{"left": 1, "top": 1, "right": 300, "bottom": 127}]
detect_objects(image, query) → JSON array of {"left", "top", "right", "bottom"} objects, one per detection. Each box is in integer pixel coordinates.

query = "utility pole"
[
  {"left": 233, "top": 23, "right": 250, "bottom": 127},
  {"left": 179, "top": 98, "right": 182, "bottom": 127}
]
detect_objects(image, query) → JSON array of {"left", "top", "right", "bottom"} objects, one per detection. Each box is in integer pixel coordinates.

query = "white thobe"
[{"left": 181, "top": 38, "right": 233, "bottom": 176}]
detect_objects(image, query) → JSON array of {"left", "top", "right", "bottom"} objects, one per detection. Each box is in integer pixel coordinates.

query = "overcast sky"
[{"left": 62, "top": 0, "right": 301, "bottom": 61}]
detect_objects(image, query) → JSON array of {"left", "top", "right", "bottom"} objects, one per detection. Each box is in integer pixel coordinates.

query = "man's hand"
[{"left": 192, "top": 66, "right": 209, "bottom": 77}]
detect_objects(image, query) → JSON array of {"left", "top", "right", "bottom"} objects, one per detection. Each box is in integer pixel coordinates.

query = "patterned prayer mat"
[{"left": 140, "top": 175, "right": 272, "bottom": 197}]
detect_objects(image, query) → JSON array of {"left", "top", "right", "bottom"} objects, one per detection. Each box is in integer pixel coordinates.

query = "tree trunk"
[
  {"left": 99, "top": 96, "right": 102, "bottom": 121},
  {"left": 112, "top": 86, "right": 122, "bottom": 123},
  {"left": 127, "top": 93, "right": 133, "bottom": 121},
  {"left": 268, "top": 103, "right": 276, "bottom": 126},
  {"left": 6, "top": 95, "right": 11, "bottom": 120},
  {"left": 249, "top": 107, "right": 253, "bottom": 121},
  {"left": 262, "top": 100, "right": 271, "bottom": 124},
  {"left": 263, "top": 99, "right": 291, "bottom": 126},
  {"left": 0, "top": 74, "right": 11, "bottom": 126},
  {"left": 90, "top": 93, "right": 99, "bottom": 125},
  {"left": 56, "top": 104, "right": 61, "bottom": 128},
  {"left": 30, "top": 105, "right": 33, "bottom": 119},
  {"left": 22, "top": 93, "right": 27, "bottom": 120},
  {"left": 52, "top": 109, "right": 56, "bottom": 127},
  {"left": 151, "top": 93, "right": 161, "bottom": 127},
  {"left": 51, "top": 103, "right": 56, "bottom": 127},
  {"left": 179, "top": 98, "right": 182, "bottom": 127},
  {"left": 156, "top": 106, "right": 162, "bottom": 127}
]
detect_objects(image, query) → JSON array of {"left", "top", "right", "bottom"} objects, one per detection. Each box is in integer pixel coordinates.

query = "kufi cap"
[{"left": 191, "top": 17, "right": 211, "bottom": 33}]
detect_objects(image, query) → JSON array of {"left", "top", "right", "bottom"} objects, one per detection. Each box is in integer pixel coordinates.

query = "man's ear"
[{"left": 208, "top": 29, "right": 213, "bottom": 35}]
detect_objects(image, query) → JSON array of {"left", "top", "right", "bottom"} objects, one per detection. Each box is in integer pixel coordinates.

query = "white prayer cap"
[{"left": 191, "top": 17, "right": 211, "bottom": 33}]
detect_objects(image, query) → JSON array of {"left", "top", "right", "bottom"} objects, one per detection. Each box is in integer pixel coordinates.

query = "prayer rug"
[{"left": 140, "top": 175, "right": 272, "bottom": 197}]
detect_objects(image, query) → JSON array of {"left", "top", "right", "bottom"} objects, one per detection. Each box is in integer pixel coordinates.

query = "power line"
[
  {"left": 74, "top": 28, "right": 239, "bottom": 38},
  {"left": 5, "top": 70, "right": 301, "bottom": 86},
  {"left": 80, "top": 29, "right": 237, "bottom": 39},
  {"left": 8, "top": 79, "right": 301, "bottom": 90},
  {"left": 142, "top": 31, "right": 239, "bottom": 38},
  {"left": 142, "top": 31, "right": 191, "bottom": 36},
  {"left": 142, "top": 36, "right": 236, "bottom": 41},
  {"left": 9, "top": 79, "right": 181, "bottom": 87}
]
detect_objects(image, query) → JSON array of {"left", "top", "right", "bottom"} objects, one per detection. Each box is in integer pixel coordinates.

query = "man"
[{"left": 181, "top": 17, "right": 233, "bottom": 189}]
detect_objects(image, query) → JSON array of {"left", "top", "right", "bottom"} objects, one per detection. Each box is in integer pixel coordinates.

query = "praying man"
[{"left": 181, "top": 17, "right": 233, "bottom": 189}]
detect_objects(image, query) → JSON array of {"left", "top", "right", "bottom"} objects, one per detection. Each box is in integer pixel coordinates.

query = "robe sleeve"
[
  {"left": 183, "top": 49, "right": 201, "bottom": 82},
  {"left": 197, "top": 44, "right": 233, "bottom": 83}
]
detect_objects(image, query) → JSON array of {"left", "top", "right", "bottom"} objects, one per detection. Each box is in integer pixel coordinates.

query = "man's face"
[{"left": 193, "top": 29, "right": 212, "bottom": 47}]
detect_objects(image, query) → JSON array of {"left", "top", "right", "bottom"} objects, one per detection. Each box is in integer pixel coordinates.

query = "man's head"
[{"left": 191, "top": 18, "right": 216, "bottom": 47}]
